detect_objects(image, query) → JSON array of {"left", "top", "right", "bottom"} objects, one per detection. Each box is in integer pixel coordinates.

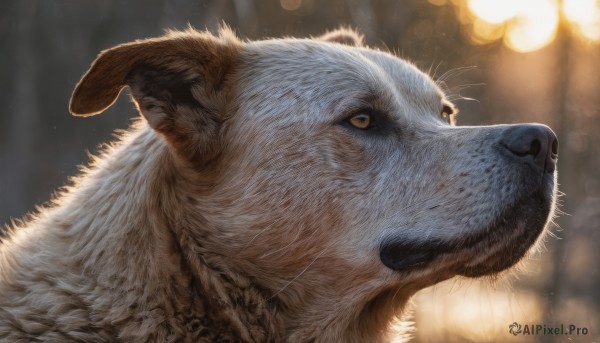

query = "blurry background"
[{"left": 1, "top": 0, "right": 599, "bottom": 341}]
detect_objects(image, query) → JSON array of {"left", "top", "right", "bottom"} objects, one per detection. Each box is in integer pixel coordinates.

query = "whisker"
[
  {"left": 271, "top": 243, "right": 333, "bottom": 299},
  {"left": 245, "top": 216, "right": 285, "bottom": 247},
  {"left": 436, "top": 66, "right": 477, "bottom": 84},
  {"left": 259, "top": 223, "right": 307, "bottom": 259}
]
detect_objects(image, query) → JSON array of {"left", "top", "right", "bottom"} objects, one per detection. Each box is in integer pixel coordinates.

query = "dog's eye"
[
  {"left": 348, "top": 113, "right": 374, "bottom": 130},
  {"left": 441, "top": 104, "right": 456, "bottom": 124}
]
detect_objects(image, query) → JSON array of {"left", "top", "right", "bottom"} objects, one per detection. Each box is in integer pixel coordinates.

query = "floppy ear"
[
  {"left": 70, "top": 28, "right": 241, "bottom": 163},
  {"left": 319, "top": 28, "right": 364, "bottom": 47}
]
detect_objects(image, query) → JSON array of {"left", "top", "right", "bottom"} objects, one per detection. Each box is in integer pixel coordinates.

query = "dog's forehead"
[
  {"left": 237, "top": 39, "right": 443, "bottom": 123},
  {"left": 357, "top": 48, "right": 443, "bottom": 103}
]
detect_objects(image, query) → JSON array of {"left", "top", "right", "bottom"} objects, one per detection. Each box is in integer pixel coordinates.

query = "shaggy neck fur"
[
  {"left": 0, "top": 121, "right": 414, "bottom": 342},
  {"left": 0, "top": 121, "right": 280, "bottom": 341}
]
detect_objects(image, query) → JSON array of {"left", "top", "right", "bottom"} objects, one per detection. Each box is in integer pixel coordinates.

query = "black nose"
[{"left": 500, "top": 124, "right": 558, "bottom": 172}]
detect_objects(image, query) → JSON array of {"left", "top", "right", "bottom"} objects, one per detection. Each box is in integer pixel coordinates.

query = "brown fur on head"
[{"left": 70, "top": 28, "right": 241, "bottom": 164}]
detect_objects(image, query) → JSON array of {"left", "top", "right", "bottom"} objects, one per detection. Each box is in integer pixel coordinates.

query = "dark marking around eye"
[
  {"left": 348, "top": 113, "right": 375, "bottom": 130},
  {"left": 337, "top": 102, "right": 401, "bottom": 137}
]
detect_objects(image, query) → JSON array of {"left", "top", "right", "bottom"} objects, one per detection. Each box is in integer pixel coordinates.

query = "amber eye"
[{"left": 348, "top": 113, "right": 374, "bottom": 129}]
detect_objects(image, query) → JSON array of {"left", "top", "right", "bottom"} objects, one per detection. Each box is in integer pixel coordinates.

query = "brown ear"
[
  {"left": 319, "top": 28, "right": 364, "bottom": 47},
  {"left": 70, "top": 28, "right": 241, "bottom": 163}
]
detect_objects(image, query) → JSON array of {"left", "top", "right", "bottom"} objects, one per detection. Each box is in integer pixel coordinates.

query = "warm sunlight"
[
  {"left": 563, "top": 0, "right": 600, "bottom": 40},
  {"left": 467, "top": 0, "right": 521, "bottom": 24},
  {"left": 460, "top": 0, "right": 600, "bottom": 52},
  {"left": 504, "top": 0, "right": 559, "bottom": 52},
  {"left": 413, "top": 279, "right": 544, "bottom": 342}
]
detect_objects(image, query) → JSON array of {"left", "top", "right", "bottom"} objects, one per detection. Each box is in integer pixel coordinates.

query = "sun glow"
[
  {"left": 505, "top": 0, "right": 560, "bottom": 52},
  {"left": 458, "top": 0, "right": 600, "bottom": 52},
  {"left": 467, "top": 0, "right": 521, "bottom": 24},
  {"left": 563, "top": 0, "right": 600, "bottom": 40}
]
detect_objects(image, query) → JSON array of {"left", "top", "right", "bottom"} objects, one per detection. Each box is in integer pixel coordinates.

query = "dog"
[{"left": 0, "top": 27, "right": 558, "bottom": 342}]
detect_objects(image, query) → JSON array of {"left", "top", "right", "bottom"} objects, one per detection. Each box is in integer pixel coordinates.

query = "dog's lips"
[
  {"left": 379, "top": 240, "right": 449, "bottom": 271},
  {"left": 380, "top": 181, "right": 554, "bottom": 276},
  {"left": 457, "top": 189, "right": 552, "bottom": 276}
]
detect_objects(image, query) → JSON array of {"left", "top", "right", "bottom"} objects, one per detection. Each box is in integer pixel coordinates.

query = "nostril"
[
  {"left": 551, "top": 138, "right": 559, "bottom": 156},
  {"left": 500, "top": 124, "right": 558, "bottom": 172},
  {"left": 503, "top": 133, "right": 542, "bottom": 158}
]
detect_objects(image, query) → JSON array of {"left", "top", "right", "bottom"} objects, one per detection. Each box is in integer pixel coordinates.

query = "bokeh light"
[
  {"left": 504, "top": 0, "right": 559, "bottom": 52},
  {"left": 280, "top": 0, "right": 302, "bottom": 11},
  {"left": 563, "top": 0, "right": 600, "bottom": 40},
  {"left": 467, "top": 0, "right": 521, "bottom": 24},
  {"left": 453, "top": 0, "right": 600, "bottom": 52}
]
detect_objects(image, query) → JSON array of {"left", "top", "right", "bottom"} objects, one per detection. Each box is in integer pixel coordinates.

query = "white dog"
[{"left": 0, "top": 28, "right": 558, "bottom": 342}]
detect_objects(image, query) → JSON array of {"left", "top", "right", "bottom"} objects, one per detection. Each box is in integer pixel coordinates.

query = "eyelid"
[
  {"left": 348, "top": 113, "right": 375, "bottom": 129},
  {"left": 344, "top": 108, "right": 376, "bottom": 127},
  {"left": 346, "top": 100, "right": 376, "bottom": 115},
  {"left": 334, "top": 98, "right": 398, "bottom": 135},
  {"left": 338, "top": 106, "right": 390, "bottom": 133},
  {"left": 335, "top": 101, "right": 375, "bottom": 124}
]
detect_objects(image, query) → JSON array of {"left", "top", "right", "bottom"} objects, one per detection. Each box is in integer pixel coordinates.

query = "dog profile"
[{"left": 0, "top": 27, "right": 558, "bottom": 342}]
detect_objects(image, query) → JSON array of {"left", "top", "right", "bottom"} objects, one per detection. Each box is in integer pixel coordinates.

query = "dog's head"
[{"left": 71, "top": 27, "right": 557, "bottom": 338}]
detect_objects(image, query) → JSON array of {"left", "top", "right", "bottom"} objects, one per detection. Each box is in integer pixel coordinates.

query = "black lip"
[
  {"left": 379, "top": 185, "right": 553, "bottom": 275},
  {"left": 379, "top": 239, "right": 449, "bottom": 271}
]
